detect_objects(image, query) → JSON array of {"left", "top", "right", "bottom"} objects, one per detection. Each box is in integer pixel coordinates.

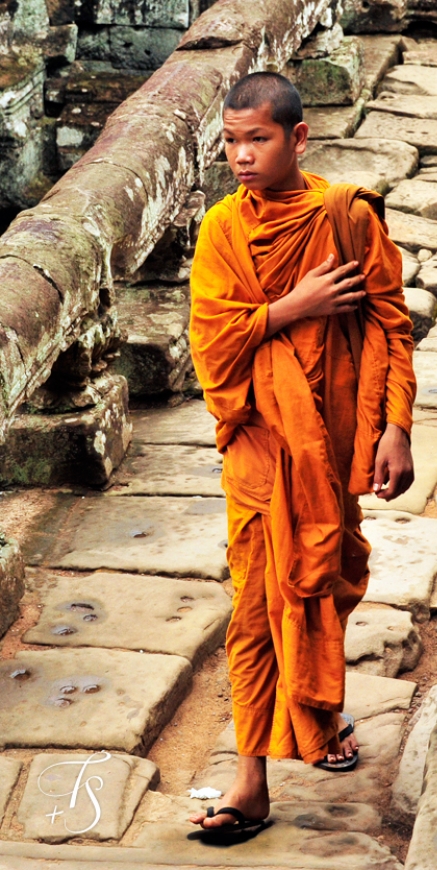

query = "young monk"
[{"left": 189, "top": 72, "right": 416, "bottom": 831}]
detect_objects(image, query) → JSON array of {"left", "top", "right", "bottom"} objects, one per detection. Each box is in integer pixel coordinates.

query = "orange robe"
[{"left": 190, "top": 172, "right": 416, "bottom": 763}]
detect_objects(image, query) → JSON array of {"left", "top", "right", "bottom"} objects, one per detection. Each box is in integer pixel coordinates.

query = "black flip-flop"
[
  {"left": 315, "top": 713, "right": 358, "bottom": 773},
  {"left": 204, "top": 805, "right": 266, "bottom": 831}
]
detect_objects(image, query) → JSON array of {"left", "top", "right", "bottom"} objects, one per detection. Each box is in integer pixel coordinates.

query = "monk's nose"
[{"left": 236, "top": 145, "right": 254, "bottom": 164}]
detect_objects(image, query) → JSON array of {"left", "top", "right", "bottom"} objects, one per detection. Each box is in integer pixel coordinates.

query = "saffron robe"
[{"left": 190, "top": 172, "right": 416, "bottom": 762}]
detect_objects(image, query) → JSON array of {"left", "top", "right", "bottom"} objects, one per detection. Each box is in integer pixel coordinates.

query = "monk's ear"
[{"left": 293, "top": 122, "right": 309, "bottom": 155}]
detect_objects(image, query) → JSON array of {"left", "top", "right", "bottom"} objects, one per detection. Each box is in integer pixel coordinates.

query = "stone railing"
[{"left": 0, "top": 0, "right": 341, "bottom": 443}]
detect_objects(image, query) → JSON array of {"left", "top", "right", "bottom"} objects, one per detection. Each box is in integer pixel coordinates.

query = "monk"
[{"left": 189, "top": 72, "right": 416, "bottom": 832}]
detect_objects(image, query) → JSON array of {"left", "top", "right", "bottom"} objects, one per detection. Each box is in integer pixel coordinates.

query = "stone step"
[
  {"left": 385, "top": 208, "right": 437, "bottom": 253},
  {"left": 413, "top": 349, "right": 437, "bottom": 408},
  {"left": 381, "top": 64, "right": 437, "bottom": 97},
  {"left": 391, "top": 686, "right": 437, "bottom": 824},
  {"left": 361, "top": 511, "right": 437, "bottom": 622},
  {"left": 23, "top": 570, "right": 231, "bottom": 668},
  {"left": 355, "top": 111, "right": 437, "bottom": 154},
  {"left": 367, "top": 92, "right": 437, "bottom": 119},
  {"left": 345, "top": 602, "right": 421, "bottom": 677},
  {"left": 128, "top": 401, "right": 216, "bottom": 446},
  {"left": 386, "top": 179, "right": 437, "bottom": 220},
  {"left": 108, "top": 444, "right": 223, "bottom": 497},
  {"left": 403, "top": 286, "right": 437, "bottom": 340},
  {"left": 24, "top": 493, "right": 228, "bottom": 580},
  {"left": 300, "top": 138, "right": 418, "bottom": 193},
  {"left": 0, "top": 648, "right": 191, "bottom": 754}
]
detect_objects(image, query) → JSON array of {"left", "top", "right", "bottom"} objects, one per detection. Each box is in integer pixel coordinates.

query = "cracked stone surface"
[
  {"left": 400, "top": 247, "right": 420, "bottom": 285},
  {"left": 403, "top": 286, "right": 437, "bottom": 340},
  {"left": 0, "top": 757, "right": 22, "bottom": 825},
  {"left": 35, "top": 495, "right": 228, "bottom": 580},
  {"left": 300, "top": 138, "right": 418, "bottom": 192},
  {"left": 17, "top": 751, "right": 158, "bottom": 842},
  {"left": 391, "top": 686, "right": 437, "bottom": 824},
  {"left": 413, "top": 350, "right": 437, "bottom": 408},
  {"left": 0, "top": 649, "right": 191, "bottom": 754},
  {"left": 386, "top": 179, "right": 437, "bottom": 219},
  {"left": 367, "top": 93, "right": 437, "bottom": 120},
  {"left": 382, "top": 64, "right": 437, "bottom": 97},
  {"left": 359, "top": 424, "right": 437, "bottom": 514},
  {"left": 404, "top": 724, "right": 437, "bottom": 870},
  {"left": 23, "top": 571, "right": 232, "bottom": 667},
  {"left": 416, "top": 254, "right": 437, "bottom": 295},
  {"left": 385, "top": 208, "right": 437, "bottom": 252},
  {"left": 108, "top": 445, "right": 224, "bottom": 497},
  {"left": 361, "top": 511, "right": 437, "bottom": 621},
  {"left": 345, "top": 602, "right": 422, "bottom": 678}
]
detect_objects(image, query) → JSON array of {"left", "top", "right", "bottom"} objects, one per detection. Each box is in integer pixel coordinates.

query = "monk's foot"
[
  {"left": 189, "top": 756, "right": 269, "bottom": 828},
  {"left": 324, "top": 712, "right": 359, "bottom": 764}
]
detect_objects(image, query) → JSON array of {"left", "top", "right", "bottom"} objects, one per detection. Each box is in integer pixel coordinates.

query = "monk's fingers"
[
  {"left": 331, "top": 260, "right": 362, "bottom": 282},
  {"left": 311, "top": 253, "right": 337, "bottom": 275},
  {"left": 378, "top": 467, "right": 414, "bottom": 501}
]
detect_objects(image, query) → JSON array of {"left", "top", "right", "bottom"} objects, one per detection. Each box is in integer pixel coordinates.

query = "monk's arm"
[
  {"left": 364, "top": 210, "right": 416, "bottom": 500},
  {"left": 265, "top": 253, "right": 366, "bottom": 339}
]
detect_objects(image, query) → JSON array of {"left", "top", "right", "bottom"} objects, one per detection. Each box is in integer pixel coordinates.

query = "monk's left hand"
[{"left": 373, "top": 423, "right": 414, "bottom": 501}]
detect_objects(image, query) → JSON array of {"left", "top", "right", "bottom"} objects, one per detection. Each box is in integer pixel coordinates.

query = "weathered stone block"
[
  {"left": 291, "top": 21, "right": 344, "bottom": 59},
  {"left": 110, "top": 284, "right": 191, "bottom": 396},
  {"left": 77, "top": 25, "right": 183, "bottom": 70},
  {"left": 358, "top": 33, "right": 402, "bottom": 98},
  {"left": 382, "top": 64, "right": 437, "bottom": 96},
  {"left": 417, "top": 322, "right": 437, "bottom": 351},
  {"left": 77, "top": 0, "right": 190, "bottom": 27},
  {"left": 305, "top": 101, "right": 365, "bottom": 139},
  {"left": 386, "top": 208, "right": 437, "bottom": 252},
  {"left": 399, "top": 247, "right": 420, "bottom": 286},
  {"left": 109, "top": 444, "right": 223, "bottom": 497},
  {"left": 17, "top": 751, "right": 158, "bottom": 842},
  {"left": 0, "top": 648, "right": 192, "bottom": 753},
  {"left": 201, "top": 160, "right": 238, "bottom": 209},
  {"left": 391, "top": 686, "right": 437, "bottom": 825},
  {"left": 403, "top": 41, "right": 437, "bottom": 67},
  {"left": 345, "top": 602, "right": 421, "bottom": 678},
  {"left": 24, "top": 570, "right": 231, "bottom": 666},
  {"left": 356, "top": 111, "right": 437, "bottom": 155},
  {"left": 0, "top": 534, "right": 25, "bottom": 640},
  {"left": 0, "top": 757, "right": 22, "bottom": 824},
  {"left": 300, "top": 138, "right": 418, "bottom": 192},
  {"left": 403, "top": 286, "right": 437, "bottom": 340},
  {"left": 416, "top": 255, "right": 437, "bottom": 296},
  {"left": 368, "top": 93, "right": 437, "bottom": 120},
  {"left": 40, "top": 24, "right": 78, "bottom": 63},
  {"left": 0, "top": 374, "right": 131, "bottom": 488},
  {"left": 285, "top": 36, "right": 364, "bottom": 106},
  {"left": 129, "top": 399, "right": 216, "bottom": 446},
  {"left": 341, "top": 0, "right": 407, "bottom": 33}
]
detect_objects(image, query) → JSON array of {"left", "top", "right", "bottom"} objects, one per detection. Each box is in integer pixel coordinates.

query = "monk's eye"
[{"left": 253, "top": 136, "right": 267, "bottom": 142}]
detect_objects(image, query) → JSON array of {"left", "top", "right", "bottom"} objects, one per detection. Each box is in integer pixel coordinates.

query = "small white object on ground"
[{"left": 189, "top": 787, "right": 222, "bottom": 800}]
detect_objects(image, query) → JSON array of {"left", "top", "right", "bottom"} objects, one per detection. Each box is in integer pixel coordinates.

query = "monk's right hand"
[{"left": 265, "top": 254, "right": 366, "bottom": 339}]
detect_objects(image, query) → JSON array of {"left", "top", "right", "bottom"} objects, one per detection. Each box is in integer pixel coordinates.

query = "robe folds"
[{"left": 190, "top": 171, "right": 416, "bottom": 763}]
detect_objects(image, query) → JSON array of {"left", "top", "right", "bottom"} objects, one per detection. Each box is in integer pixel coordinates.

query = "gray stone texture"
[
  {"left": 24, "top": 571, "right": 232, "bottom": 666},
  {"left": 386, "top": 208, "right": 437, "bottom": 252},
  {"left": 355, "top": 111, "right": 437, "bottom": 154},
  {"left": 0, "top": 648, "right": 191, "bottom": 753},
  {"left": 305, "top": 102, "right": 365, "bottom": 139},
  {"left": 403, "top": 286, "right": 437, "bottom": 340},
  {"left": 382, "top": 63, "right": 437, "bottom": 96},
  {"left": 367, "top": 92, "right": 437, "bottom": 119},
  {"left": 128, "top": 400, "right": 216, "bottom": 446},
  {"left": 37, "top": 495, "right": 228, "bottom": 580},
  {"left": 75, "top": 0, "right": 190, "bottom": 27},
  {"left": 0, "top": 534, "right": 25, "bottom": 640},
  {"left": 404, "top": 723, "right": 437, "bottom": 870},
  {"left": 413, "top": 350, "right": 437, "bottom": 408},
  {"left": 285, "top": 36, "right": 364, "bottom": 106},
  {"left": 345, "top": 602, "right": 421, "bottom": 677},
  {"left": 17, "top": 751, "right": 158, "bottom": 842},
  {"left": 300, "top": 138, "right": 418, "bottom": 192},
  {"left": 400, "top": 247, "right": 420, "bottom": 285},
  {"left": 417, "top": 322, "right": 437, "bottom": 351},
  {"left": 0, "top": 374, "right": 131, "bottom": 488},
  {"left": 0, "top": 757, "right": 22, "bottom": 825},
  {"left": 391, "top": 686, "right": 437, "bottom": 824},
  {"left": 201, "top": 160, "right": 239, "bottom": 209},
  {"left": 386, "top": 179, "right": 437, "bottom": 220},
  {"left": 416, "top": 255, "right": 437, "bottom": 295},
  {"left": 341, "top": 0, "right": 408, "bottom": 34},
  {"left": 109, "top": 445, "right": 223, "bottom": 496},
  {"left": 361, "top": 511, "right": 437, "bottom": 621},
  {"left": 77, "top": 25, "right": 183, "bottom": 71},
  {"left": 345, "top": 670, "right": 416, "bottom": 720},
  {"left": 359, "top": 424, "right": 437, "bottom": 516}
]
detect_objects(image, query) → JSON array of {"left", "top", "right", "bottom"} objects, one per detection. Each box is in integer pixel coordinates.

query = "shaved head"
[{"left": 223, "top": 72, "right": 303, "bottom": 136}]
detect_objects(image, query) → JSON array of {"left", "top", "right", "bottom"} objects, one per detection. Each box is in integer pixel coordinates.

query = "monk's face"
[{"left": 222, "top": 102, "right": 308, "bottom": 192}]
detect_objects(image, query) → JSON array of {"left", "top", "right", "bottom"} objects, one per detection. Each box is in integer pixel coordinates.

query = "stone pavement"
[{"left": 2, "top": 31, "right": 437, "bottom": 870}]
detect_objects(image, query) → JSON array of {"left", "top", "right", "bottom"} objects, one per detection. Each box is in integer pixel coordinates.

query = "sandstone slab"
[
  {"left": 201, "top": 160, "right": 238, "bottom": 210},
  {"left": 391, "top": 686, "right": 437, "bottom": 823},
  {"left": 361, "top": 511, "right": 437, "bottom": 621},
  {"left": 305, "top": 102, "right": 364, "bottom": 139},
  {"left": 358, "top": 34, "right": 402, "bottom": 97},
  {"left": 345, "top": 670, "right": 416, "bottom": 720},
  {"left": 0, "top": 649, "right": 191, "bottom": 753},
  {"left": 416, "top": 254, "right": 437, "bottom": 295},
  {"left": 345, "top": 602, "right": 421, "bottom": 677},
  {"left": 404, "top": 723, "right": 437, "bottom": 870},
  {"left": 413, "top": 350, "right": 437, "bottom": 408},
  {"left": 386, "top": 180, "right": 437, "bottom": 220},
  {"left": 403, "top": 286, "right": 437, "bottom": 339},
  {"left": 132, "top": 796, "right": 402, "bottom": 868},
  {"left": 359, "top": 425, "right": 437, "bottom": 515},
  {"left": 300, "top": 139, "right": 418, "bottom": 192},
  {"left": 367, "top": 92, "right": 437, "bottom": 119},
  {"left": 108, "top": 445, "right": 223, "bottom": 497},
  {"left": 417, "top": 167, "right": 437, "bottom": 183},
  {"left": 386, "top": 207, "right": 437, "bottom": 252},
  {"left": 403, "top": 42, "right": 437, "bottom": 67},
  {"left": 286, "top": 37, "right": 364, "bottom": 106},
  {"left": 39, "top": 495, "right": 228, "bottom": 580},
  {"left": 17, "top": 751, "right": 158, "bottom": 842},
  {"left": 24, "top": 571, "right": 231, "bottom": 666},
  {"left": 129, "top": 401, "right": 216, "bottom": 446},
  {"left": 400, "top": 247, "right": 419, "bottom": 285},
  {"left": 0, "top": 534, "right": 25, "bottom": 640},
  {"left": 382, "top": 64, "right": 437, "bottom": 96},
  {"left": 416, "top": 323, "right": 437, "bottom": 351},
  {"left": 355, "top": 112, "right": 437, "bottom": 154},
  {"left": 0, "top": 757, "right": 22, "bottom": 824}
]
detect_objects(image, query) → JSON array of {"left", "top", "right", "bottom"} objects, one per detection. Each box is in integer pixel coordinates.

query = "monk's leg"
[{"left": 190, "top": 503, "right": 275, "bottom": 827}]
